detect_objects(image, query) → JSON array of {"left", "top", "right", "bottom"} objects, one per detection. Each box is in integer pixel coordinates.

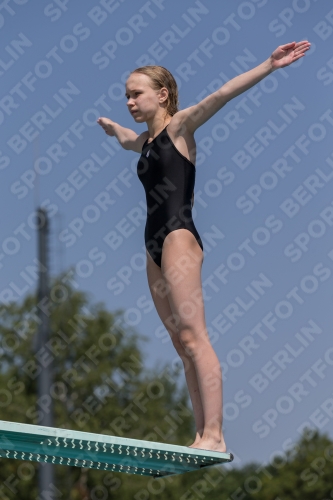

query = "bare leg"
[
  {"left": 161, "top": 230, "right": 226, "bottom": 452},
  {"left": 146, "top": 252, "right": 204, "bottom": 445}
]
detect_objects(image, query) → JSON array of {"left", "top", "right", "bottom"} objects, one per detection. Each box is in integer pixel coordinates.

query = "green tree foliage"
[
  {"left": 250, "top": 430, "right": 333, "bottom": 500},
  {"left": 0, "top": 277, "right": 195, "bottom": 499},
  {"left": 1, "top": 278, "right": 333, "bottom": 500}
]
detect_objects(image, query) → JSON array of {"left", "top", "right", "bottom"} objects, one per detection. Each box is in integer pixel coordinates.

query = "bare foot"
[
  {"left": 188, "top": 438, "right": 201, "bottom": 448},
  {"left": 187, "top": 432, "right": 203, "bottom": 448},
  {"left": 188, "top": 438, "right": 227, "bottom": 453}
]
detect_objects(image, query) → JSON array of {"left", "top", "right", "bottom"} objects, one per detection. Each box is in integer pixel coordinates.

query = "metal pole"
[{"left": 36, "top": 207, "right": 54, "bottom": 494}]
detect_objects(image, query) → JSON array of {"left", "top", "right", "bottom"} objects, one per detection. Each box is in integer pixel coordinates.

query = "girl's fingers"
[
  {"left": 282, "top": 41, "right": 296, "bottom": 49},
  {"left": 294, "top": 42, "right": 311, "bottom": 51},
  {"left": 294, "top": 41, "right": 311, "bottom": 50},
  {"left": 294, "top": 46, "right": 310, "bottom": 56},
  {"left": 290, "top": 42, "right": 309, "bottom": 50},
  {"left": 293, "top": 54, "right": 305, "bottom": 62},
  {"left": 294, "top": 46, "right": 308, "bottom": 53}
]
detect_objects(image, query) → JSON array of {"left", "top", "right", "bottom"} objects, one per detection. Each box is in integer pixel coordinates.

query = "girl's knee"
[{"left": 178, "top": 325, "right": 200, "bottom": 352}]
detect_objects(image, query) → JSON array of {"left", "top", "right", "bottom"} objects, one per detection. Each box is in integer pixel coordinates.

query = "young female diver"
[{"left": 97, "top": 40, "right": 311, "bottom": 452}]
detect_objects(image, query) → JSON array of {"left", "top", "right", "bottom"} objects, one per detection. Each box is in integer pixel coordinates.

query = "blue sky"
[{"left": 1, "top": 0, "right": 333, "bottom": 467}]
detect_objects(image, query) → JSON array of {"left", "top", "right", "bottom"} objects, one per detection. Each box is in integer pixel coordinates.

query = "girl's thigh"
[
  {"left": 161, "top": 229, "right": 207, "bottom": 334},
  {"left": 146, "top": 251, "right": 179, "bottom": 340}
]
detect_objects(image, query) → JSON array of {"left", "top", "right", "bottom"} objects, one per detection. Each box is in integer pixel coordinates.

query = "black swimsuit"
[{"left": 137, "top": 126, "right": 203, "bottom": 268}]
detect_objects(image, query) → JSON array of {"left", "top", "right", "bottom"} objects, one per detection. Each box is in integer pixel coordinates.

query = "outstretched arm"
[
  {"left": 178, "top": 41, "right": 311, "bottom": 133},
  {"left": 97, "top": 117, "right": 148, "bottom": 153}
]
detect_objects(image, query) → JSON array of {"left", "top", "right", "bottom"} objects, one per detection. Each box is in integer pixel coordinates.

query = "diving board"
[{"left": 0, "top": 420, "right": 233, "bottom": 477}]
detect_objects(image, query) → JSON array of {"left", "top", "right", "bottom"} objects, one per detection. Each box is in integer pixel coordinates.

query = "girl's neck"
[{"left": 147, "top": 114, "right": 172, "bottom": 139}]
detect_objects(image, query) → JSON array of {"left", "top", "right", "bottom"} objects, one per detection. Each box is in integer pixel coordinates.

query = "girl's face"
[{"left": 125, "top": 73, "right": 167, "bottom": 122}]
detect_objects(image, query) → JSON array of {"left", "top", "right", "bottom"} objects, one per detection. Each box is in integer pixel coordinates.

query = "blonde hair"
[{"left": 131, "top": 65, "right": 179, "bottom": 116}]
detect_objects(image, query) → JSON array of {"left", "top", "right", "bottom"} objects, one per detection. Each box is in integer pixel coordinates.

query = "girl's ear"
[{"left": 159, "top": 87, "right": 169, "bottom": 103}]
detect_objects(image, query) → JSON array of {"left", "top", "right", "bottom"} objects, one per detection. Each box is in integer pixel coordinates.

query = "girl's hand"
[
  {"left": 270, "top": 41, "right": 311, "bottom": 70},
  {"left": 97, "top": 117, "right": 115, "bottom": 136}
]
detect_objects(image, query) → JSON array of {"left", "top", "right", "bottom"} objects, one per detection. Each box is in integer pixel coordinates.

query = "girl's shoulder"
[
  {"left": 168, "top": 112, "right": 194, "bottom": 139},
  {"left": 137, "top": 130, "right": 150, "bottom": 150},
  {"left": 166, "top": 115, "right": 196, "bottom": 165}
]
